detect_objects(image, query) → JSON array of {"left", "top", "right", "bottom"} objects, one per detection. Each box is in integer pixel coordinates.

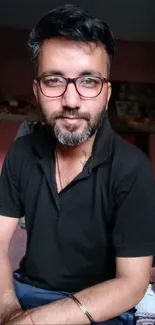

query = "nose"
[{"left": 62, "top": 83, "right": 81, "bottom": 109}]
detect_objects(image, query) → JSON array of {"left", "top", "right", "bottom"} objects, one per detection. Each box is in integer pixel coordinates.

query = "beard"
[{"left": 41, "top": 107, "right": 106, "bottom": 146}]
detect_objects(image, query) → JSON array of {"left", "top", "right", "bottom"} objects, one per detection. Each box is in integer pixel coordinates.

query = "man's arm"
[
  {"left": 11, "top": 255, "right": 152, "bottom": 325},
  {"left": 0, "top": 216, "right": 25, "bottom": 323},
  {"left": 0, "top": 139, "right": 31, "bottom": 322}
]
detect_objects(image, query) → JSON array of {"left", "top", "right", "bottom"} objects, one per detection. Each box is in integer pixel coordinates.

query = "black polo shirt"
[{"left": 0, "top": 118, "right": 155, "bottom": 292}]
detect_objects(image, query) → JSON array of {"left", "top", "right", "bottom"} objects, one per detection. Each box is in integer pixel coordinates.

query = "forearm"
[
  {"left": 30, "top": 277, "right": 144, "bottom": 324},
  {"left": 0, "top": 249, "right": 21, "bottom": 320}
]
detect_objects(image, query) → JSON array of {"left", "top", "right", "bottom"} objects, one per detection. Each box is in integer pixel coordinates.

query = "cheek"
[
  {"left": 94, "top": 92, "right": 109, "bottom": 112},
  {"left": 98, "top": 90, "right": 109, "bottom": 104},
  {"left": 35, "top": 90, "right": 45, "bottom": 106},
  {"left": 38, "top": 95, "right": 62, "bottom": 112},
  {"left": 83, "top": 94, "right": 107, "bottom": 115}
]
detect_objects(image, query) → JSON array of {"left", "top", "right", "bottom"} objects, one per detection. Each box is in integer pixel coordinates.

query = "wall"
[
  {"left": 112, "top": 40, "right": 155, "bottom": 83},
  {"left": 0, "top": 27, "right": 155, "bottom": 170},
  {"left": 0, "top": 121, "right": 21, "bottom": 169},
  {"left": 0, "top": 27, "right": 155, "bottom": 99},
  {"left": 0, "top": 27, "right": 33, "bottom": 99}
]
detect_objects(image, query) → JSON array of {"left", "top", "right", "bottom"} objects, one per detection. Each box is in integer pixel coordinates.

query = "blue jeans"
[{"left": 13, "top": 273, "right": 135, "bottom": 325}]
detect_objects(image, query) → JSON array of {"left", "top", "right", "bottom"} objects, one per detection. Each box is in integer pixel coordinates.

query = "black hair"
[{"left": 28, "top": 4, "right": 115, "bottom": 71}]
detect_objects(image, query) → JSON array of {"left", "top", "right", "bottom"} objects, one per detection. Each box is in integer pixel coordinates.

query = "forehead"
[{"left": 38, "top": 38, "right": 109, "bottom": 76}]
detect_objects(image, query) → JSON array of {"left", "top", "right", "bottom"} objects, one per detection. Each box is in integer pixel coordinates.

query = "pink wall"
[
  {"left": 0, "top": 121, "right": 21, "bottom": 170},
  {"left": 0, "top": 27, "right": 155, "bottom": 171}
]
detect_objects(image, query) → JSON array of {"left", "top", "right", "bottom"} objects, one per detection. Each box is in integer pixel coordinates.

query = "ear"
[
  {"left": 107, "top": 82, "right": 112, "bottom": 102},
  {"left": 105, "top": 82, "right": 112, "bottom": 111},
  {"left": 33, "top": 79, "right": 38, "bottom": 101}
]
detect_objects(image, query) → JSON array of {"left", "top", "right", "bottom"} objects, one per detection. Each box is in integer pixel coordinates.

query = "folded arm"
[
  {"left": 26, "top": 255, "right": 152, "bottom": 324},
  {"left": 0, "top": 216, "right": 23, "bottom": 323}
]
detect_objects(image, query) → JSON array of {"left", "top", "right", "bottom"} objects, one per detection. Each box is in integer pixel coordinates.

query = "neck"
[{"left": 56, "top": 134, "right": 96, "bottom": 161}]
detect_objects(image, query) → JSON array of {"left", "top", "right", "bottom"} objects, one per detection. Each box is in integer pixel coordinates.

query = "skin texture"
[
  {"left": 0, "top": 38, "right": 153, "bottom": 324},
  {"left": 33, "top": 39, "right": 112, "bottom": 190},
  {"left": 33, "top": 38, "right": 111, "bottom": 147}
]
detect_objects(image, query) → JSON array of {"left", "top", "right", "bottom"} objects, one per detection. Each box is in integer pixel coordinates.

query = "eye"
[
  {"left": 79, "top": 77, "right": 100, "bottom": 87},
  {"left": 42, "top": 76, "right": 65, "bottom": 87}
]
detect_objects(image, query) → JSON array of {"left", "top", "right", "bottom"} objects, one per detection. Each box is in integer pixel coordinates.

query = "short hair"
[{"left": 28, "top": 4, "right": 115, "bottom": 73}]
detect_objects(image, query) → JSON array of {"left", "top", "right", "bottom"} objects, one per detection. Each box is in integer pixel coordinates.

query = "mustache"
[{"left": 54, "top": 110, "right": 90, "bottom": 121}]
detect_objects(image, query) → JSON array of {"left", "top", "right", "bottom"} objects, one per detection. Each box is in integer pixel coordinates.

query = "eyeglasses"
[{"left": 36, "top": 75, "right": 109, "bottom": 98}]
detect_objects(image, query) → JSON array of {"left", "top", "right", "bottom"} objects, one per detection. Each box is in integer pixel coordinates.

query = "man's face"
[{"left": 33, "top": 38, "right": 112, "bottom": 146}]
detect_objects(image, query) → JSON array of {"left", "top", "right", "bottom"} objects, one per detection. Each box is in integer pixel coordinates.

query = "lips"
[
  {"left": 59, "top": 116, "right": 82, "bottom": 119},
  {"left": 61, "top": 117, "right": 82, "bottom": 123},
  {"left": 55, "top": 113, "right": 90, "bottom": 123}
]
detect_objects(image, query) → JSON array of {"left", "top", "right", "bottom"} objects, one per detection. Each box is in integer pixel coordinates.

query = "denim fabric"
[{"left": 13, "top": 273, "right": 135, "bottom": 325}]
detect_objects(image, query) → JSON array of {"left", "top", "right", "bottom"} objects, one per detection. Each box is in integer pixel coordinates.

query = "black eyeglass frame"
[{"left": 35, "top": 75, "right": 109, "bottom": 98}]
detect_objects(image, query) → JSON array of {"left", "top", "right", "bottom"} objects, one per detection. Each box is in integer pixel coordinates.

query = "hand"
[{"left": 1, "top": 308, "right": 31, "bottom": 325}]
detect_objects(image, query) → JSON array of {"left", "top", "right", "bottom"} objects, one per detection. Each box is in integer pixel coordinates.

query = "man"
[{"left": 0, "top": 4, "right": 155, "bottom": 325}]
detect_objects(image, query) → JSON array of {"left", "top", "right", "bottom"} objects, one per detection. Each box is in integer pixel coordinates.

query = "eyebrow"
[
  {"left": 40, "top": 70, "right": 103, "bottom": 78},
  {"left": 41, "top": 70, "right": 64, "bottom": 77},
  {"left": 79, "top": 70, "right": 102, "bottom": 77}
]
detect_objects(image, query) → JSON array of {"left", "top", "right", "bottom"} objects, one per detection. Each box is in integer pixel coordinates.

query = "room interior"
[
  {"left": 0, "top": 0, "right": 155, "bottom": 291},
  {"left": 0, "top": 0, "right": 155, "bottom": 172}
]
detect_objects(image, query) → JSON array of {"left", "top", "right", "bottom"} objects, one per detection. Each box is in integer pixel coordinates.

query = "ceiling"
[{"left": 0, "top": 0, "right": 155, "bottom": 42}]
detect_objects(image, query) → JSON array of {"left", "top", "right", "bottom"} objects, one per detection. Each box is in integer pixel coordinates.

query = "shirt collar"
[{"left": 91, "top": 117, "right": 113, "bottom": 168}]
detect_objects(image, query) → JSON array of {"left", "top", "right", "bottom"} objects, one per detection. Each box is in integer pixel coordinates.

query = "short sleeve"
[
  {"left": 113, "top": 157, "right": 155, "bottom": 258},
  {"left": 0, "top": 144, "right": 23, "bottom": 218}
]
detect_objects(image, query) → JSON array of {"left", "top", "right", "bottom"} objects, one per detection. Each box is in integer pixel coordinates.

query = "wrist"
[
  {"left": 1, "top": 290, "right": 21, "bottom": 310},
  {"left": 69, "top": 294, "right": 95, "bottom": 324},
  {"left": 1, "top": 307, "right": 23, "bottom": 325}
]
